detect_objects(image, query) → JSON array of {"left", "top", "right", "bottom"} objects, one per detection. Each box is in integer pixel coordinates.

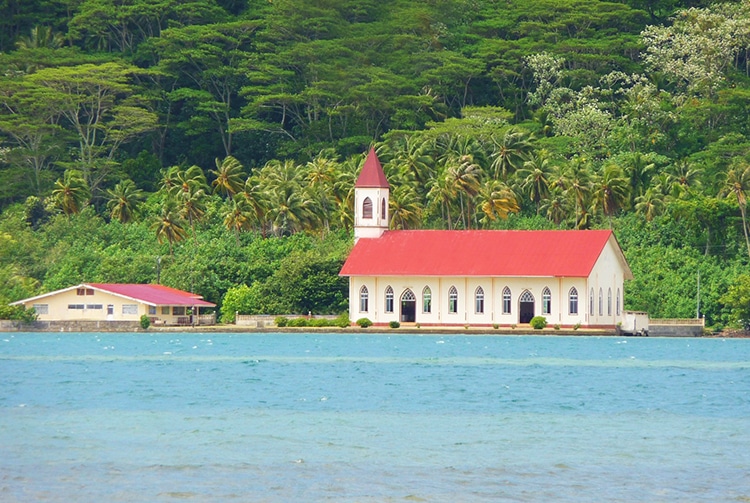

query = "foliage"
[
  {"left": 0, "top": 304, "right": 37, "bottom": 322},
  {"left": 140, "top": 314, "right": 150, "bottom": 329},
  {"left": 356, "top": 317, "right": 372, "bottom": 328},
  {"left": 530, "top": 316, "right": 547, "bottom": 329},
  {"left": 274, "top": 316, "right": 288, "bottom": 327},
  {"left": 721, "top": 274, "right": 750, "bottom": 329},
  {"left": 389, "top": 321, "right": 400, "bottom": 329}
]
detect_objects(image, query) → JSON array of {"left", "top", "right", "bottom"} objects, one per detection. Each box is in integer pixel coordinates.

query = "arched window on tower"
[
  {"left": 381, "top": 198, "right": 386, "bottom": 221},
  {"left": 362, "top": 197, "right": 373, "bottom": 219}
]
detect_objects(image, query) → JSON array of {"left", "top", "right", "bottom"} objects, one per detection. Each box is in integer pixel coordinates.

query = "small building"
[
  {"left": 10, "top": 283, "right": 216, "bottom": 325},
  {"left": 339, "top": 149, "right": 634, "bottom": 328}
]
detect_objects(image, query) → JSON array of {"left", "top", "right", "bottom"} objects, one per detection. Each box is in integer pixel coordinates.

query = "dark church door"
[
  {"left": 400, "top": 289, "right": 416, "bottom": 323},
  {"left": 519, "top": 290, "right": 535, "bottom": 324}
]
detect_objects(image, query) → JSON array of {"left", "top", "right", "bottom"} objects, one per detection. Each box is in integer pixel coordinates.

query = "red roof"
[
  {"left": 355, "top": 148, "right": 390, "bottom": 188},
  {"left": 87, "top": 283, "right": 215, "bottom": 306},
  {"left": 340, "top": 230, "right": 631, "bottom": 278}
]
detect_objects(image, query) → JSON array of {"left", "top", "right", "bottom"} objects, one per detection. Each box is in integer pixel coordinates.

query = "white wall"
[{"left": 349, "top": 275, "right": 616, "bottom": 327}]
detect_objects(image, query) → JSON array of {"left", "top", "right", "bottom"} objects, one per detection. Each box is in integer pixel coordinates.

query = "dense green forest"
[{"left": 1, "top": 0, "right": 750, "bottom": 328}]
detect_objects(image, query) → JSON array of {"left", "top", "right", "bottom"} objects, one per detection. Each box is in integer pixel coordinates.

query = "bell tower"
[{"left": 354, "top": 148, "right": 390, "bottom": 240}]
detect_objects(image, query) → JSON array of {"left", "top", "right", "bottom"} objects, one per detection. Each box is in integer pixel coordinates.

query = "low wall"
[
  {"left": 648, "top": 318, "right": 705, "bottom": 337},
  {"left": 235, "top": 314, "right": 338, "bottom": 328},
  {"left": 0, "top": 320, "right": 142, "bottom": 332}
]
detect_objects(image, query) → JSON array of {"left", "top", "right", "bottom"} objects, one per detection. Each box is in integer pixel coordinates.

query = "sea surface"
[{"left": 1, "top": 332, "right": 749, "bottom": 502}]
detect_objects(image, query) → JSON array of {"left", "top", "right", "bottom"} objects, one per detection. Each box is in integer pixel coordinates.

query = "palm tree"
[
  {"left": 106, "top": 179, "right": 144, "bottom": 223},
  {"left": 564, "top": 157, "right": 591, "bottom": 229},
  {"left": 210, "top": 156, "right": 245, "bottom": 200},
  {"left": 668, "top": 159, "right": 701, "bottom": 196},
  {"left": 389, "top": 185, "right": 423, "bottom": 230},
  {"left": 518, "top": 150, "right": 553, "bottom": 214},
  {"left": 446, "top": 154, "right": 481, "bottom": 229},
  {"left": 426, "top": 168, "right": 457, "bottom": 229},
  {"left": 635, "top": 188, "right": 666, "bottom": 222},
  {"left": 240, "top": 176, "right": 270, "bottom": 237},
  {"left": 51, "top": 169, "right": 90, "bottom": 217},
  {"left": 622, "top": 152, "right": 656, "bottom": 208},
  {"left": 540, "top": 187, "right": 570, "bottom": 227},
  {"left": 592, "top": 164, "right": 629, "bottom": 228},
  {"left": 16, "top": 26, "right": 64, "bottom": 49},
  {"left": 167, "top": 165, "right": 209, "bottom": 240},
  {"left": 152, "top": 200, "right": 188, "bottom": 255},
  {"left": 223, "top": 194, "right": 254, "bottom": 246},
  {"left": 476, "top": 179, "right": 519, "bottom": 227},
  {"left": 722, "top": 163, "right": 750, "bottom": 259},
  {"left": 490, "top": 128, "right": 534, "bottom": 180}
]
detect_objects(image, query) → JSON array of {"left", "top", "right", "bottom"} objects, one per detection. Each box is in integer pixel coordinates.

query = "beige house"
[
  {"left": 339, "top": 149, "right": 633, "bottom": 328},
  {"left": 11, "top": 283, "right": 215, "bottom": 325}
]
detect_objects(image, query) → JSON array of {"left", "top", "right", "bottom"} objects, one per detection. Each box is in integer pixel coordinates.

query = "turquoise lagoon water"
[{"left": 1, "top": 332, "right": 749, "bottom": 502}]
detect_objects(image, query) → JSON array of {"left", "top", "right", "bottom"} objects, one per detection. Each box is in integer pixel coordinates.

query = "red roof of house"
[
  {"left": 340, "top": 230, "right": 631, "bottom": 278},
  {"left": 87, "top": 284, "right": 216, "bottom": 306},
  {"left": 355, "top": 148, "right": 390, "bottom": 188}
]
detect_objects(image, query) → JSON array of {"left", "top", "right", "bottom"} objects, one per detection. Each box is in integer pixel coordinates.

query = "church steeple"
[{"left": 354, "top": 148, "right": 390, "bottom": 240}]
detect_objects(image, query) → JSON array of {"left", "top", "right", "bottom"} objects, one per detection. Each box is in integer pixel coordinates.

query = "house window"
[
  {"left": 162, "top": 306, "right": 170, "bottom": 315},
  {"left": 86, "top": 304, "right": 103, "bottom": 310},
  {"left": 76, "top": 288, "right": 94, "bottom": 296},
  {"left": 617, "top": 289, "right": 621, "bottom": 316},
  {"left": 32, "top": 304, "right": 48, "bottom": 315},
  {"left": 569, "top": 287, "right": 578, "bottom": 315},
  {"left": 590, "top": 289, "right": 595, "bottom": 316},
  {"left": 173, "top": 306, "right": 185, "bottom": 316},
  {"left": 448, "top": 286, "right": 458, "bottom": 314},
  {"left": 362, "top": 197, "right": 373, "bottom": 219},
  {"left": 607, "top": 288, "right": 612, "bottom": 316},
  {"left": 542, "top": 287, "right": 551, "bottom": 315},
  {"left": 68, "top": 304, "right": 84, "bottom": 310},
  {"left": 502, "top": 287, "right": 511, "bottom": 314},
  {"left": 422, "top": 286, "right": 431, "bottom": 313},
  {"left": 385, "top": 286, "right": 394, "bottom": 313},
  {"left": 149, "top": 306, "right": 157, "bottom": 315},
  {"left": 359, "top": 286, "right": 369, "bottom": 312},
  {"left": 475, "top": 286, "right": 485, "bottom": 314},
  {"left": 123, "top": 304, "right": 138, "bottom": 315},
  {"left": 598, "top": 288, "right": 603, "bottom": 316}
]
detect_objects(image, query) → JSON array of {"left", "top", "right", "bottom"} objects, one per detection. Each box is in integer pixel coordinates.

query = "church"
[{"left": 339, "top": 149, "right": 633, "bottom": 328}]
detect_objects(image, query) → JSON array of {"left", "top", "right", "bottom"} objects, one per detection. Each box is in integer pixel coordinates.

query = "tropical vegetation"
[{"left": 1, "top": 0, "right": 750, "bottom": 329}]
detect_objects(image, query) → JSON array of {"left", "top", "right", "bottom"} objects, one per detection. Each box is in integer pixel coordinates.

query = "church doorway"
[
  {"left": 400, "top": 289, "right": 416, "bottom": 323},
  {"left": 519, "top": 290, "right": 535, "bottom": 324}
]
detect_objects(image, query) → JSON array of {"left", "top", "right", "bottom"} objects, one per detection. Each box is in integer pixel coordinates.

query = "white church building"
[{"left": 339, "top": 149, "right": 634, "bottom": 328}]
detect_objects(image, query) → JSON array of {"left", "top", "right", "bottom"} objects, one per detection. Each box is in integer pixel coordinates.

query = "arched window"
[
  {"left": 381, "top": 198, "right": 387, "bottom": 220},
  {"left": 502, "top": 287, "right": 511, "bottom": 314},
  {"left": 607, "top": 288, "right": 612, "bottom": 316},
  {"left": 569, "top": 287, "right": 578, "bottom": 315},
  {"left": 598, "top": 288, "right": 603, "bottom": 316},
  {"left": 422, "top": 286, "right": 432, "bottom": 313},
  {"left": 448, "top": 286, "right": 458, "bottom": 314},
  {"left": 362, "top": 197, "right": 373, "bottom": 219},
  {"left": 359, "top": 285, "right": 369, "bottom": 312},
  {"left": 475, "top": 286, "right": 485, "bottom": 314},
  {"left": 385, "top": 286, "right": 394, "bottom": 313},
  {"left": 542, "top": 287, "right": 551, "bottom": 315},
  {"left": 520, "top": 290, "right": 534, "bottom": 303},
  {"left": 589, "top": 288, "right": 595, "bottom": 316},
  {"left": 616, "top": 288, "right": 621, "bottom": 316}
]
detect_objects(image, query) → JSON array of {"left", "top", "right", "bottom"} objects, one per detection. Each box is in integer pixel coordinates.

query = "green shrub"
[
  {"left": 554, "top": 323, "right": 561, "bottom": 330},
  {"left": 356, "top": 317, "right": 372, "bottom": 328},
  {"left": 493, "top": 323, "right": 499, "bottom": 329},
  {"left": 0, "top": 305, "right": 37, "bottom": 322},
  {"left": 140, "top": 314, "right": 151, "bottom": 329},
  {"left": 309, "top": 318, "right": 330, "bottom": 327},
  {"left": 288, "top": 317, "right": 308, "bottom": 327},
  {"left": 389, "top": 321, "right": 400, "bottom": 329},
  {"left": 334, "top": 313, "right": 351, "bottom": 328},
  {"left": 573, "top": 322, "right": 581, "bottom": 330},
  {"left": 275, "top": 316, "right": 289, "bottom": 327},
  {"left": 530, "top": 316, "right": 547, "bottom": 329}
]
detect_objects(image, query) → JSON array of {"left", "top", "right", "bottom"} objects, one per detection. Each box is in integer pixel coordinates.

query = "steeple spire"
[{"left": 354, "top": 148, "right": 390, "bottom": 240}]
